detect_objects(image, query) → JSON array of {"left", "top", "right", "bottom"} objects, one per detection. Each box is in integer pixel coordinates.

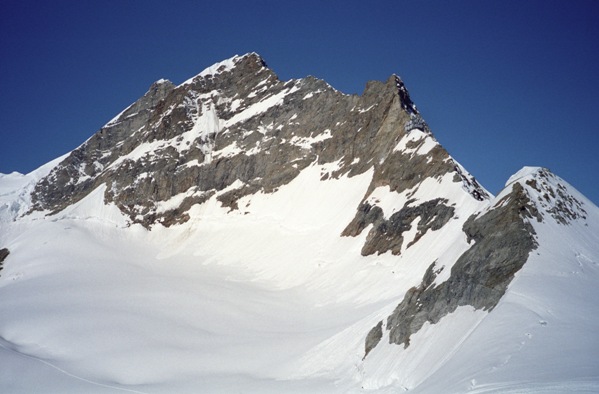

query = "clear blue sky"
[{"left": 1, "top": 0, "right": 598, "bottom": 204}]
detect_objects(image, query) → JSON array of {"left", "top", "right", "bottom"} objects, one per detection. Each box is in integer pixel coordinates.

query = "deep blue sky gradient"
[{"left": 1, "top": 0, "right": 598, "bottom": 203}]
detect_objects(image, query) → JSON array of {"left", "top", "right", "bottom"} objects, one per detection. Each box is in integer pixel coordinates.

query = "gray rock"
[
  {"left": 343, "top": 198, "right": 455, "bottom": 256},
  {"left": 0, "top": 248, "right": 9, "bottom": 274},
  {"left": 373, "top": 182, "right": 538, "bottom": 352},
  {"left": 364, "top": 320, "right": 383, "bottom": 358},
  {"left": 523, "top": 168, "right": 587, "bottom": 224}
]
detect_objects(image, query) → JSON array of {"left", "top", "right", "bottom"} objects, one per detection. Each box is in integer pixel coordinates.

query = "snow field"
[
  {"left": 1, "top": 156, "right": 597, "bottom": 392},
  {"left": 1, "top": 161, "right": 472, "bottom": 393}
]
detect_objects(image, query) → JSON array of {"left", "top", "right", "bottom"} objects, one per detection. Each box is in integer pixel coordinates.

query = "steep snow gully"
[{"left": 1, "top": 54, "right": 598, "bottom": 393}]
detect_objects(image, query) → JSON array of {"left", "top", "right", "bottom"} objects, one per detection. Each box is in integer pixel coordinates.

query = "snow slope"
[
  {"left": 0, "top": 160, "right": 467, "bottom": 393},
  {"left": 1, "top": 161, "right": 597, "bottom": 393}
]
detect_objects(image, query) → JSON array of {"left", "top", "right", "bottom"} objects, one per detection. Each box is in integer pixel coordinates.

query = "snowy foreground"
[{"left": 1, "top": 160, "right": 598, "bottom": 393}]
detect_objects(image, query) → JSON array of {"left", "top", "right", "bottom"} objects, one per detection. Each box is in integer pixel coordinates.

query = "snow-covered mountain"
[{"left": 1, "top": 53, "right": 597, "bottom": 393}]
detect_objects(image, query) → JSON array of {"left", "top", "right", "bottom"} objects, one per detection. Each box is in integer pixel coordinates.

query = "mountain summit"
[
  {"left": 30, "top": 52, "right": 488, "bottom": 228},
  {"left": 1, "top": 54, "right": 598, "bottom": 393}
]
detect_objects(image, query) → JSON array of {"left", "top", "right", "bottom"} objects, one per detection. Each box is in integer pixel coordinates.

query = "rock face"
[
  {"left": 343, "top": 198, "right": 455, "bottom": 256},
  {"left": 384, "top": 181, "right": 539, "bottom": 349},
  {"left": 364, "top": 320, "right": 384, "bottom": 358},
  {"left": 522, "top": 167, "right": 587, "bottom": 224},
  {"left": 30, "top": 53, "right": 488, "bottom": 239}
]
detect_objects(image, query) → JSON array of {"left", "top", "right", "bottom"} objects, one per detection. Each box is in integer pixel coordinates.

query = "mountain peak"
[
  {"left": 32, "top": 54, "right": 492, "bottom": 228},
  {"left": 182, "top": 52, "right": 267, "bottom": 86},
  {"left": 153, "top": 78, "right": 173, "bottom": 86},
  {"left": 502, "top": 166, "right": 588, "bottom": 225},
  {"left": 504, "top": 165, "right": 547, "bottom": 187},
  {"left": 391, "top": 74, "right": 418, "bottom": 114}
]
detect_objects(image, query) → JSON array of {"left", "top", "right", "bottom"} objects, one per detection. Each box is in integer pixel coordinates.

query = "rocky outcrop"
[
  {"left": 0, "top": 248, "right": 9, "bottom": 275},
  {"left": 522, "top": 168, "right": 587, "bottom": 224},
  {"left": 343, "top": 198, "right": 454, "bottom": 256},
  {"left": 364, "top": 320, "right": 383, "bottom": 358},
  {"left": 365, "top": 181, "right": 540, "bottom": 354}
]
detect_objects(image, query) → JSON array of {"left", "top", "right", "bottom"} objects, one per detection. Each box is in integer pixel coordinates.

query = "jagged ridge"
[{"left": 30, "top": 53, "right": 488, "bottom": 237}]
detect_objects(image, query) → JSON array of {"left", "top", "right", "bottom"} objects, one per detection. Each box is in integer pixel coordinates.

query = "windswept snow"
[
  {"left": 289, "top": 129, "right": 332, "bottom": 149},
  {"left": 223, "top": 84, "right": 300, "bottom": 128},
  {"left": 179, "top": 52, "right": 265, "bottom": 87},
  {"left": 180, "top": 54, "right": 255, "bottom": 86},
  {"left": 393, "top": 128, "right": 437, "bottom": 156}
]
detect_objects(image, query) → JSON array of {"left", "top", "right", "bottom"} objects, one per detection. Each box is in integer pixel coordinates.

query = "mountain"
[{"left": 1, "top": 53, "right": 597, "bottom": 393}]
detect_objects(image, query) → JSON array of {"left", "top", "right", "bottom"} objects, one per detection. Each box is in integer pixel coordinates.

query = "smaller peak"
[
  {"left": 153, "top": 78, "right": 173, "bottom": 86},
  {"left": 503, "top": 166, "right": 589, "bottom": 225},
  {"left": 240, "top": 51, "right": 265, "bottom": 62},
  {"left": 390, "top": 74, "right": 418, "bottom": 114},
  {"left": 146, "top": 78, "right": 175, "bottom": 97},
  {"left": 236, "top": 52, "right": 269, "bottom": 69},
  {"left": 149, "top": 78, "right": 175, "bottom": 91},
  {"left": 505, "top": 166, "right": 549, "bottom": 187}
]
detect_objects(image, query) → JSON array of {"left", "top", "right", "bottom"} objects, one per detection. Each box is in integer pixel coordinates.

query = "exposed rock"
[
  {"left": 29, "top": 80, "right": 176, "bottom": 215},
  {"left": 394, "top": 75, "right": 418, "bottom": 114},
  {"left": 365, "top": 181, "right": 539, "bottom": 354},
  {"left": 364, "top": 320, "right": 383, "bottom": 358},
  {"left": 523, "top": 168, "right": 587, "bottom": 224},
  {"left": 453, "top": 164, "right": 489, "bottom": 202},
  {"left": 0, "top": 248, "right": 9, "bottom": 274},
  {"left": 29, "top": 53, "right": 488, "bottom": 232},
  {"left": 343, "top": 198, "right": 454, "bottom": 256},
  {"left": 341, "top": 202, "right": 384, "bottom": 238}
]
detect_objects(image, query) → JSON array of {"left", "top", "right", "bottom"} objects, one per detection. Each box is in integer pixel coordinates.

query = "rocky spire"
[{"left": 393, "top": 74, "right": 418, "bottom": 114}]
